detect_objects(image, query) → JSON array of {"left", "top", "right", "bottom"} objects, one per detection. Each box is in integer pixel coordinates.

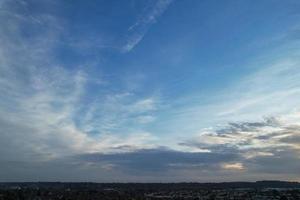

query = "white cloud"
[
  {"left": 122, "top": 0, "right": 173, "bottom": 52},
  {"left": 221, "top": 162, "right": 244, "bottom": 171},
  {"left": 0, "top": 0, "right": 159, "bottom": 164},
  {"left": 136, "top": 115, "right": 156, "bottom": 124}
]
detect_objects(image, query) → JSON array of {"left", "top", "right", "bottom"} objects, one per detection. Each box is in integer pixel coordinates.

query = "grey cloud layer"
[{"left": 78, "top": 148, "right": 239, "bottom": 173}]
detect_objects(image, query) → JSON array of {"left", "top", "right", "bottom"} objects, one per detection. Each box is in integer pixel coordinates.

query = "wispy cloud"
[
  {"left": 122, "top": 0, "right": 173, "bottom": 52},
  {"left": 77, "top": 93, "right": 159, "bottom": 135},
  {"left": 0, "top": 0, "right": 160, "bottom": 164}
]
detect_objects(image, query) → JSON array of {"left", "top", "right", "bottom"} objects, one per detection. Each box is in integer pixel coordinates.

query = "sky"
[{"left": 0, "top": 0, "right": 300, "bottom": 182}]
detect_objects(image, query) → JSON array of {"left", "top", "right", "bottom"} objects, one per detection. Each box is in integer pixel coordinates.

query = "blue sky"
[{"left": 1, "top": 0, "right": 300, "bottom": 182}]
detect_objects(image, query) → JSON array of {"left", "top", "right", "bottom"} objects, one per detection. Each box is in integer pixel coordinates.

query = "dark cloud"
[
  {"left": 77, "top": 148, "right": 240, "bottom": 174},
  {"left": 216, "top": 117, "right": 280, "bottom": 136},
  {"left": 245, "top": 148, "right": 300, "bottom": 174},
  {"left": 0, "top": 160, "right": 120, "bottom": 182},
  {"left": 280, "top": 135, "right": 300, "bottom": 144}
]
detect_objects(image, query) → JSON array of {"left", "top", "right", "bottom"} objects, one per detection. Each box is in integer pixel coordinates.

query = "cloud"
[
  {"left": 77, "top": 148, "right": 240, "bottom": 174},
  {"left": 180, "top": 116, "right": 300, "bottom": 178},
  {"left": 221, "top": 162, "right": 244, "bottom": 171},
  {"left": 122, "top": 0, "right": 173, "bottom": 52},
  {"left": 136, "top": 115, "right": 156, "bottom": 124},
  {"left": 0, "top": 0, "right": 159, "bottom": 165},
  {"left": 77, "top": 94, "right": 159, "bottom": 135},
  {"left": 0, "top": 0, "right": 93, "bottom": 159},
  {"left": 154, "top": 42, "right": 300, "bottom": 143}
]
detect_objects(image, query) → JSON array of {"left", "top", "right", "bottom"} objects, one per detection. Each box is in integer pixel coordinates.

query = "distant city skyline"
[{"left": 0, "top": 0, "right": 300, "bottom": 182}]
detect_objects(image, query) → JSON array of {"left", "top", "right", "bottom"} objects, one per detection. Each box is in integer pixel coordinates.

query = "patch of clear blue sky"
[
  {"left": 55, "top": 0, "right": 298, "bottom": 93},
  {"left": 19, "top": 0, "right": 300, "bottom": 137}
]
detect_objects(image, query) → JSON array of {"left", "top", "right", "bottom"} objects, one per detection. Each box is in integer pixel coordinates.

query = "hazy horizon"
[{"left": 0, "top": 0, "right": 300, "bottom": 182}]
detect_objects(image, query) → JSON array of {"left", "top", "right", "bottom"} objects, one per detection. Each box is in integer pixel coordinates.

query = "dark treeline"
[
  {"left": 1, "top": 181, "right": 300, "bottom": 190},
  {"left": 0, "top": 181, "right": 300, "bottom": 200}
]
